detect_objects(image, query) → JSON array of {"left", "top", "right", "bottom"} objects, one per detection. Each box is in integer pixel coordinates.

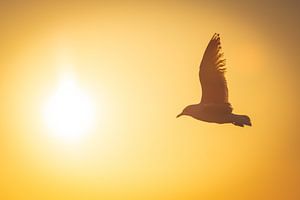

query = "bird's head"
[{"left": 176, "top": 105, "right": 196, "bottom": 118}]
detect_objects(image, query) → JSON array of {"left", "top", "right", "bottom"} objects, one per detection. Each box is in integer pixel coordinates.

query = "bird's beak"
[{"left": 176, "top": 113, "right": 183, "bottom": 118}]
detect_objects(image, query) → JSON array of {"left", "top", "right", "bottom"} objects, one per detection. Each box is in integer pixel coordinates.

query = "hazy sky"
[{"left": 0, "top": 1, "right": 299, "bottom": 200}]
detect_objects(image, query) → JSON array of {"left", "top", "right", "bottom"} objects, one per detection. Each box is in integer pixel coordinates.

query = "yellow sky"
[{"left": 0, "top": 1, "right": 299, "bottom": 200}]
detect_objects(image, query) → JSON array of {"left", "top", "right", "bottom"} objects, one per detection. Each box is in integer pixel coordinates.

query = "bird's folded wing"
[{"left": 199, "top": 33, "right": 232, "bottom": 111}]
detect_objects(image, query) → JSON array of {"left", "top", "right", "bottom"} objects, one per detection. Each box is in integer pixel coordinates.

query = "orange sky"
[{"left": 0, "top": 1, "right": 299, "bottom": 200}]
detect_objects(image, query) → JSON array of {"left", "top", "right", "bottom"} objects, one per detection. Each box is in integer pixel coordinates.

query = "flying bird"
[{"left": 177, "top": 33, "right": 251, "bottom": 127}]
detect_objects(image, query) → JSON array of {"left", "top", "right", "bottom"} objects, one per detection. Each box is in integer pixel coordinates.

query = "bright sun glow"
[{"left": 44, "top": 74, "right": 95, "bottom": 142}]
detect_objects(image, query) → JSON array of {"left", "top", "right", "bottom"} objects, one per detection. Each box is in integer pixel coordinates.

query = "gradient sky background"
[{"left": 0, "top": 1, "right": 299, "bottom": 199}]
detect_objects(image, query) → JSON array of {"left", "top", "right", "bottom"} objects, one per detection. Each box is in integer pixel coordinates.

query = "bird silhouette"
[{"left": 177, "top": 33, "right": 251, "bottom": 127}]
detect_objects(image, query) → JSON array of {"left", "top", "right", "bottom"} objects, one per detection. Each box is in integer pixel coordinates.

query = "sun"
[{"left": 43, "top": 74, "right": 95, "bottom": 142}]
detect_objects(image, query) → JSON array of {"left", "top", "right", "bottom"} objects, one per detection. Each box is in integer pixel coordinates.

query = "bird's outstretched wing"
[{"left": 199, "top": 33, "right": 232, "bottom": 112}]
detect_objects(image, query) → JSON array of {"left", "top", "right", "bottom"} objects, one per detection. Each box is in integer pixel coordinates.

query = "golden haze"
[{"left": 0, "top": 1, "right": 299, "bottom": 200}]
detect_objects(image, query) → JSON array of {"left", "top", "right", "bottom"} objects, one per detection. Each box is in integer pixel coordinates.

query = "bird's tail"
[{"left": 231, "top": 114, "right": 252, "bottom": 127}]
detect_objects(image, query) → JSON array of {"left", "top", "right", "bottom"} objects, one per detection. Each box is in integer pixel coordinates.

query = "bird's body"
[{"left": 177, "top": 33, "right": 251, "bottom": 127}]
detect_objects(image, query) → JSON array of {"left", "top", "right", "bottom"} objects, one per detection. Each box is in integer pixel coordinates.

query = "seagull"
[{"left": 177, "top": 33, "right": 251, "bottom": 127}]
